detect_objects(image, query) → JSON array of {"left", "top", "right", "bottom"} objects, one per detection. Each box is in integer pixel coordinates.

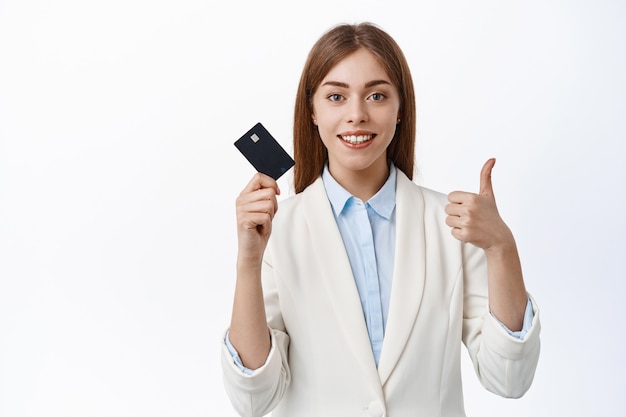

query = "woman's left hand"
[{"left": 445, "top": 158, "right": 514, "bottom": 251}]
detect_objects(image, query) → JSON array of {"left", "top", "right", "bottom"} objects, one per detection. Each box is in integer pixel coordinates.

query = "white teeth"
[{"left": 340, "top": 135, "right": 373, "bottom": 144}]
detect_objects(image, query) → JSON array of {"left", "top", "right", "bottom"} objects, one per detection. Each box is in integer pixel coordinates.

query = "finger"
[
  {"left": 445, "top": 215, "right": 462, "bottom": 229},
  {"left": 445, "top": 203, "right": 464, "bottom": 216},
  {"left": 447, "top": 190, "right": 473, "bottom": 204},
  {"left": 237, "top": 192, "right": 279, "bottom": 220},
  {"left": 479, "top": 158, "right": 496, "bottom": 197},
  {"left": 239, "top": 211, "right": 274, "bottom": 231},
  {"left": 238, "top": 186, "right": 279, "bottom": 206},
  {"left": 449, "top": 227, "right": 468, "bottom": 243},
  {"left": 239, "top": 199, "right": 278, "bottom": 220},
  {"left": 241, "top": 172, "right": 281, "bottom": 196}
]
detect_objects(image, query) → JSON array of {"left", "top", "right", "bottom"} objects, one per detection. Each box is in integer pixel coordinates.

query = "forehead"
[{"left": 320, "top": 48, "right": 391, "bottom": 85}]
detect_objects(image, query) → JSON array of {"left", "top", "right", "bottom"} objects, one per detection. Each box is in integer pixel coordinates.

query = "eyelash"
[{"left": 326, "top": 92, "right": 387, "bottom": 102}]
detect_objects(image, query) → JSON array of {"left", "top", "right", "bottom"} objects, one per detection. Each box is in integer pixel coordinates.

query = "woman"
[{"left": 222, "top": 22, "right": 540, "bottom": 417}]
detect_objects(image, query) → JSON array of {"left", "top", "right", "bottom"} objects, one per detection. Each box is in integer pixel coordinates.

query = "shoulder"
[
  {"left": 266, "top": 177, "right": 334, "bottom": 258},
  {"left": 278, "top": 177, "right": 324, "bottom": 208},
  {"left": 273, "top": 177, "right": 328, "bottom": 226},
  {"left": 396, "top": 169, "right": 449, "bottom": 209}
]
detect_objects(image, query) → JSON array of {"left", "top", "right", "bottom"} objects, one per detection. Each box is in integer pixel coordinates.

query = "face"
[{"left": 311, "top": 48, "right": 400, "bottom": 183}]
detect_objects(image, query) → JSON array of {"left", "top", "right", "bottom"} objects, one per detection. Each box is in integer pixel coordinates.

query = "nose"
[{"left": 347, "top": 99, "right": 368, "bottom": 124}]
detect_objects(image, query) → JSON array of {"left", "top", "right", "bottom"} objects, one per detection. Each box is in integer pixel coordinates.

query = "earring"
[
  {"left": 313, "top": 119, "right": 318, "bottom": 125},
  {"left": 396, "top": 118, "right": 401, "bottom": 124}
]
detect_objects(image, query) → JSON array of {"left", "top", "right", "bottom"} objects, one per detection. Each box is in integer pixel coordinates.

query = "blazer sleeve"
[
  {"left": 461, "top": 241, "right": 541, "bottom": 398},
  {"left": 221, "top": 251, "right": 292, "bottom": 417}
]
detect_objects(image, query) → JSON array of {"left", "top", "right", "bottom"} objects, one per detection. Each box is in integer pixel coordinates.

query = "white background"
[{"left": 1, "top": 1, "right": 625, "bottom": 416}]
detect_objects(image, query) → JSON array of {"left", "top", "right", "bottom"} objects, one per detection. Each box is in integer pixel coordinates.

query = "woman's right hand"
[{"left": 235, "top": 173, "right": 280, "bottom": 266}]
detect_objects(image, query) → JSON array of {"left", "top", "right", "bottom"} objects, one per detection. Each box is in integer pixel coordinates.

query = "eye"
[
  {"left": 369, "top": 92, "right": 386, "bottom": 101},
  {"left": 327, "top": 94, "right": 344, "bottom": 102}
]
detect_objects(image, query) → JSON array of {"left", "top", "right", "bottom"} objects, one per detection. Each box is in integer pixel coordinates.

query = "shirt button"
[{"left": 367, "top": 400, "right": 385, "bottom": 417}]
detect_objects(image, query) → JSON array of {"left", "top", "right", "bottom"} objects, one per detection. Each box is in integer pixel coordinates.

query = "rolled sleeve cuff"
[
  {"left": 490, "top": 297, "right": 535, "bottom": 340},
  {"left": 224, "top": 330, "right": 256, "bottom": 375}
]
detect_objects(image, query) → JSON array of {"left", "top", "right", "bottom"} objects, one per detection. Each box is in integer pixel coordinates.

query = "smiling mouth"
[{"left": 339, "top": 134, "right": 374, "bottom": 145}]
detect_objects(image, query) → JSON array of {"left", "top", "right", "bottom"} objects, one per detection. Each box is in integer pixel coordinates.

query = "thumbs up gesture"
[{"left": 445, "top": 158, "right": 514, "bottom": 251}]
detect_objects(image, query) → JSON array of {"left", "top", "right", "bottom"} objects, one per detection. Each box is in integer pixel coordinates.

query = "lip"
[{"left": 337, "top": 130, "right": 376, "bottom": 146}]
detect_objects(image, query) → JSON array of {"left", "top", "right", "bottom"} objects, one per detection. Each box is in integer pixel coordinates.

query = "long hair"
[{"left": 293, "top": 22, "right": 416, "bottom": 193}]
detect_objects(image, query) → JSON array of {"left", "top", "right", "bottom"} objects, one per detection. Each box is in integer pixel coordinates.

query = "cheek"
[
  {"left": 318, "top": 127, "right": 337, "bottom": 146},
  {"left": 378, "top": 112, "right": 399, "bottom": 133},
  {"left": 385, "top": 103, "right": 401, "bottom": 120},
  {"left": 314, "top": 105, "right": 338, "bottom": 124},
  {"left": 315, "top": 114, "right": 342, "bottom": 141}
]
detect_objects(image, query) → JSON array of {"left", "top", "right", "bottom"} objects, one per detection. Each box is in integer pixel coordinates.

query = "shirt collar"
[{"left": 322, "top": 162, "right": 397, "bottom": 220}]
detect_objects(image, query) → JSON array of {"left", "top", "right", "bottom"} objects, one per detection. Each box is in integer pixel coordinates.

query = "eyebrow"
[{"left": 320, "top": 79, "right": 392, "bottom": 89}]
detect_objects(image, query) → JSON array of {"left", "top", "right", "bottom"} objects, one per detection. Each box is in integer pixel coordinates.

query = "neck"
[{"left": 328, "top": 160, "right": 389, "bottom": 201}]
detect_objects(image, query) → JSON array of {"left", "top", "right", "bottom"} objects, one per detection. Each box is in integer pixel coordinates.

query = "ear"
[{"left": 311, "top": 113, "right": 318, "bottom": 125}]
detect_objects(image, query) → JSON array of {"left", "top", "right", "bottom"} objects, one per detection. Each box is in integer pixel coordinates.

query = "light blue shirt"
[
  {"left": 322, "top": 164, "right": 397, "bottom": 366},
  {"left": 226, "top": 163, "right": 533, "bottom": 373}
]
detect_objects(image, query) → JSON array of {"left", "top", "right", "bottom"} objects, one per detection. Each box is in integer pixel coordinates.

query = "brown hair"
[{"left": 293, "top": 22, "right": 416, "bottom": 193}]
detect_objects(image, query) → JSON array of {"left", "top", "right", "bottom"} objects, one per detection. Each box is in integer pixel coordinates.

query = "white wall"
[{"left": 1, "top": 1, "right": 624, "bottom": 416}]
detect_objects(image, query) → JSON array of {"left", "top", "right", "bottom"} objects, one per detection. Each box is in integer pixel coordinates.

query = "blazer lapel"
[
  {"left": 377, "top": 172, "right": 427, "bottom": 386},
  {"left": 301, "top": 178, "right": 381, "bottom": 381}
]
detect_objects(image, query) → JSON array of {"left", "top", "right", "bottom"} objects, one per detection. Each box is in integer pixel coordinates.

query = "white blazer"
[{"left": 222, "top": 170, "right": 540, "bottom": 417}]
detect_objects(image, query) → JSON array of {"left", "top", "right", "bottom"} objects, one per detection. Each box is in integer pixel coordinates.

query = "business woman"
[{"left": 222, "top": 22, "right": 540, "bottom": 417}]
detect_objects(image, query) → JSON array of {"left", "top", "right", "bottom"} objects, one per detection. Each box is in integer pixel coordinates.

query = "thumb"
[{"left": 479, "top": 158, "right": 496, "bottom": 196}]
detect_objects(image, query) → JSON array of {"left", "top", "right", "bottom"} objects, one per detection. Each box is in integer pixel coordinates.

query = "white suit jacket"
[{"left": 222, "top": 170, "right": 541, "bottom": 417}]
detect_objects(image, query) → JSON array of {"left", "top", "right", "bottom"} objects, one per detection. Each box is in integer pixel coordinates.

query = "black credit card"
[{"left": 234, "top": 122, "right": 295, "bottom": 180}]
